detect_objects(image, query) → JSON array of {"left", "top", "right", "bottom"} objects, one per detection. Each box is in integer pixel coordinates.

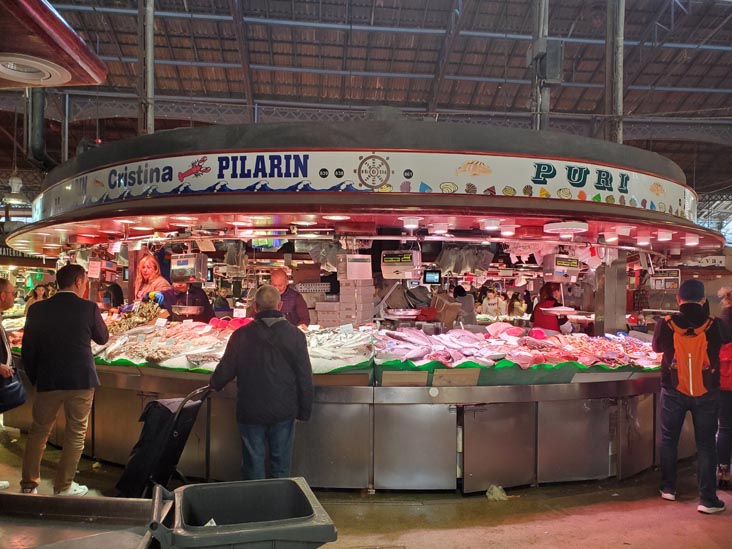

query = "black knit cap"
[{"left": 678, "top": 279, "right": 705, "bottom": 302}]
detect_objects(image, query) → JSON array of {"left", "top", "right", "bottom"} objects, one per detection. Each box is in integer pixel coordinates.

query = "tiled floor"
[{"left": 1, "top": 424, "right": 731, "bottom": 549}]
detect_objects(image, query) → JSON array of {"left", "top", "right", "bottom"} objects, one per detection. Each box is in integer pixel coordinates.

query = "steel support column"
[
  {"left": 531, "top": 0, "right": 550, "bottom": 131},
  {"left": 62, "top": 93, "right": 69, "bottom": 162},
  {"left": 145, "top": 0, "right": 155, "bottom": 134},
  {"left": 605, "top": 0, "right": 625, "bottom": 143},
  {"left": 137, "top": 0, "right": 155, "bottom": 134}
]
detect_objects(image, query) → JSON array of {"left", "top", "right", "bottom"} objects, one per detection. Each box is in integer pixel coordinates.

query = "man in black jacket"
[
  {"left": 20, "top": 264, "right": 109, "bottom": 496},
  {"left": 652, "top": 279, "right": 725, "bottom": 514},
  {"left": 0, "top": 278, "right": 19, "bottom": 491},
  {"left": 210, "top": 284, "right": 313, "bottom": 480}
]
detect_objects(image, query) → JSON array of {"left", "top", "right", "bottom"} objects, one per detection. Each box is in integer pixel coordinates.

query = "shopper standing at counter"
[
  {"left": 134, "top": 254, "right": 171, "bottom": 301},
  {"left": 716, "top": 288, "right": 732, "bottom": 488},
  {"left": 269, "top": 268, "right": 310, "bottom": 329},
  {"left": 482, "top": 289, "right": 499, "bottom": 316},
  {"left": 210, "top": 284, "right": 313, "bottom": 480},
  {"left": 653, "top": 279, "right": 725, "bottom": 514},
  {"left": 0, "top": 278, "right": 19, "bottom": 491},
  {"left": 20, "top": 264, "right": 110, "bottom": 496},
  {"left": 24, "top": 285, "right": 47, "bottom": 315},
  {"left": 453, "top": 285, "right": 476, "bottom": 325}
]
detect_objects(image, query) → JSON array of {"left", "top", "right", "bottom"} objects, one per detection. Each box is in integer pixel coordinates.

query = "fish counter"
[{"left": 4, "top": 317, "right": 698, "bottom": 492}]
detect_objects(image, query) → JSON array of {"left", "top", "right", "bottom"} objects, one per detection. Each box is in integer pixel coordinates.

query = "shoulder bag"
[{"left": 0, "top": 368, "right": 26, "bottom": 413}]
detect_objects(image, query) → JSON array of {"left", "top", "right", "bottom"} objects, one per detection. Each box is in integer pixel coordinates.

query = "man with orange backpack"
[{"left": 653, "top": 279, "right": 726, "bottom": 514}]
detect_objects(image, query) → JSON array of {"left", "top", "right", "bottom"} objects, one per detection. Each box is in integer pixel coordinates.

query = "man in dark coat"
[
  {"left": 210, "top": 284, "right": 313, "bottom": 480},
  {"left": 20, "top": 264, "right": 109, "bottom": 496},
  {"left": 652, "top": 279, "right": 725, "bottom": 514}
]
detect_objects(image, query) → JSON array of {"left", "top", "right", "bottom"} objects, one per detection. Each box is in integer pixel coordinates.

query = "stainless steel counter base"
[{"left": 4, "top": 361, "right": 694, "bottom": 493}]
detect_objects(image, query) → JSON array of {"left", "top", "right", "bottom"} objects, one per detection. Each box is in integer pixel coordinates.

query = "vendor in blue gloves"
[{"left": 149, "top": 281, "right": 215, "bottom": 323}]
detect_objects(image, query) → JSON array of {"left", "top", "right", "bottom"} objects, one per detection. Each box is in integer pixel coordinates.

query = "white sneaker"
[
  {"left": 54, "top": 481, "right": 88, "bottom": 497},
  {"left": 0, "top": 480, "right": 9, "bottom": 490},
  {"left": 21, "top": 487, "right": 38, "bottom": 494},
  {"left": 660, "top": 490, "right": 676, "bottom": 501}
]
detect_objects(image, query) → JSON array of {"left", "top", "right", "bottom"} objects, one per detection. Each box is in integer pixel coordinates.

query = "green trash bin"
[{"left": 149, "top": 477, "right": 337, "bottom": 549}]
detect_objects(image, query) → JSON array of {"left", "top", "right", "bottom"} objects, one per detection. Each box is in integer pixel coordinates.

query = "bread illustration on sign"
[
  {"left": 456, "top": 160, "right": 492, "bottom": 176},
  {"left": 650, "top": 182, "right": 665, "bottom": 196}
]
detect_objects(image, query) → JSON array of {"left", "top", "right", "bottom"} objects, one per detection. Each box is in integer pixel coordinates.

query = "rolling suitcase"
[{"left": 115, "top": 385, "right": 210, "bottom": 498}]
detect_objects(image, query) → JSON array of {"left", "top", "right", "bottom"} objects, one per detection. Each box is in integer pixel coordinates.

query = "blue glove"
[{"left": 153, "top": 292, "right": 165, "bottom": 305}]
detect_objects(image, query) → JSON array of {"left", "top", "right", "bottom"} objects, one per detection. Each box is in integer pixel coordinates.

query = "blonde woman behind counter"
[{"left": 134, "top": 255, "right": 171, "bottom": 301}]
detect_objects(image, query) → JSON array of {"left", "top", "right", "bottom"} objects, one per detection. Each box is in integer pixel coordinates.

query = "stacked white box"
[
  {"left": 313, "top": 282, "right": 375, "bottom": 327},
  {"left": 338, "top": 280, "right": 375, "bottom": 324},
  {"left": 315, "top": 301, "right": 342, "bottom": 327}
]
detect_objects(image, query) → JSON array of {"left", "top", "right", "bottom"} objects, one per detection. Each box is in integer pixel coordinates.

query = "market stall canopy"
[{"left": 7, "top": 120, "right": 725, "bottom": 257}]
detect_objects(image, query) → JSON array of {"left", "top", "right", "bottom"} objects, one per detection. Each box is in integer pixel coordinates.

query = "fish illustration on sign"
[{"left": 456, "top": 160, "right": 492, "bottom": 176}]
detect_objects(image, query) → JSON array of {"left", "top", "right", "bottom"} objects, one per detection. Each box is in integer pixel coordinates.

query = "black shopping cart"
[{"left": 115, "top": 385, "right": 211, "bottom": 498}]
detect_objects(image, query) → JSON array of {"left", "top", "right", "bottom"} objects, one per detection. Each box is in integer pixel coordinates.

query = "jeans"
[
  {"left": 21, "top": 389, "right": 95, "bottom": 493},
  {"left": 660, "top": 387, "right": 719, "bottom": 505},
  {"left": 238, "top": 419, "right": 295, "bottom": 480},
  {"left": 717, "top": 390, "right": 732, "bottom": 470}
]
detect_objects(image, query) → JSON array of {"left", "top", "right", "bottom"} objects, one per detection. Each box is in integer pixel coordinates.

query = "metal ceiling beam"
[
  {"left": 698, "top": 194, "right": 732, "bottom": 203},
  {"left": 230, "top": 0, "right": 255, "bottom": 122},
  {"left": 427, "top": 0, "right": 472, "bottom": 113},
  {"left": 54, "top": 4, "right": 732, "bottom": 52},
  {"left": 96, "top": 55, "right": 732, "bottom": 95}
]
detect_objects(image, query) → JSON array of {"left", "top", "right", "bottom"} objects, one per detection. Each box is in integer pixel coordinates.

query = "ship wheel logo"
[{"left": 356, "top": 154, "right": 391, "bottom": 189}]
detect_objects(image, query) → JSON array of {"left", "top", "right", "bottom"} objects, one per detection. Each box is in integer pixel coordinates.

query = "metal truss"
[{"left": 2, "top": 91, "right": 731, "bottom": 147}]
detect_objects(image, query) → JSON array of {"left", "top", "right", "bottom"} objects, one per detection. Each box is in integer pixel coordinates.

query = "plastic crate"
[{"left": 149, "top": 477, "right": 337, "bottom": 549}]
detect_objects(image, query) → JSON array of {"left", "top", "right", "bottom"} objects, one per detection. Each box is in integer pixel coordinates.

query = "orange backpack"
[{"left": 666, "top": 316, "right": 714, "bottom": 397}]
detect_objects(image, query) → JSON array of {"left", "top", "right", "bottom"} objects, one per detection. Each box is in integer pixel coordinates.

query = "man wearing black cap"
[{"left": 653, "top": 279, "right": 726, "bottom": 514}]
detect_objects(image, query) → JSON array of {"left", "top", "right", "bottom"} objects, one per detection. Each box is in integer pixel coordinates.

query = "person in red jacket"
[{"left": 530, "top": 282, "right": 570, "bottom": 333}]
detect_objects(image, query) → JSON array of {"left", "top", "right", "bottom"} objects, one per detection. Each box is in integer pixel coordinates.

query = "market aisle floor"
[{"left": 1, "top": 424, "right": 731, "bottom": 549}]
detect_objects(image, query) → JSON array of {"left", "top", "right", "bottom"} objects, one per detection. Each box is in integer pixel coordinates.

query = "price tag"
[
  {"left": 155, "top": 317, "right": 168, "bottom": 327},
  {"left": 166, "top": 338, "right": 176, "bottom": 346},
  {"left": 87, "top": 261, "right": 101, "bottom": 279},
  {"left": 111, "top": 313, "right": 121, "bottom": 320},
  {"left": 200, "top": 325, "right": 213, "bottom": 333},
  {"left": 109, "top": 241, "right": 122, "bottom": 253},
  {"left": 338, "top": 323, "right": 354, "bottom": 333},
  {"left": 136, "top": 334, "right": 146, "bottom": 343},
  {"left": 233, "top": 308, "right": 247, "bottom": 318},
  {"left": 183, "top": 319, "right": 194, "bottom": 324}
]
